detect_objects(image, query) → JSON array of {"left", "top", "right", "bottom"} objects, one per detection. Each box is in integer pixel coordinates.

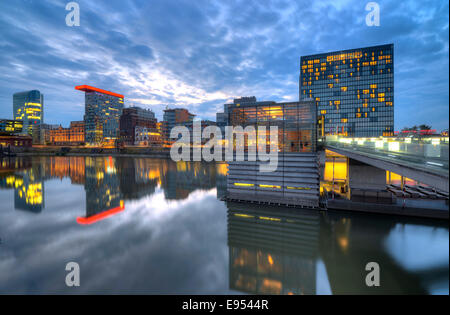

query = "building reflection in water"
[
  {"left": 117, "top": 158, "right": 160, "bottom": 201},
  {"left": 1, "top": 156, "right": 447, "bottom": 294},
  {"left": 0, "top": 157, "right": 44, "bottom": 213},
  {"left": 226, "top": 200, "right": 447, "bottom": 295},
  {"left": 161, "top": 161, "right": 217, "bottom": 200},
  {"left": 77, "top": 157, "right": 124, "bottom": 225},
  {"left": 319, "top": 212, "right": 440, "bottom": 295},
  {"left": 216, "top": 162, "right": 228, "bottom": 199},
  {"left": 0, "top": 156, "right": 223, "bottom": 224},
  {"left": 227, "top": 201, "right": 320, "bottom": 295}
]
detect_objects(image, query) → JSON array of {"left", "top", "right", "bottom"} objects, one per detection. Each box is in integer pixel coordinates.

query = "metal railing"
[{"left": 323, "top": 136, "right": 449, "bottom": 175}]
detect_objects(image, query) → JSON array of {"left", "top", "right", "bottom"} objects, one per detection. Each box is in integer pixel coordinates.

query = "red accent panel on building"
[{"left": 75, "top": 85, "right": 124, "bottom": 98}]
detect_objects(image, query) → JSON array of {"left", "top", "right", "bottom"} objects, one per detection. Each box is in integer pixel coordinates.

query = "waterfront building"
[
  {"left": 0, "top": 119, "right": 31, "bottom": 148},
  {"left": 48, "top": 121, "right": 85, "bottom": 146},
  {"left": 162, "top": 108, "right": 195, "bottom": 147},
  {"left": 68, "top": 121, "right": 85, "bottom": 144},
  {"left": 216, "top": 112, "right": 227, "bottom": 138},
  {"left": 75, "top": 85, "right": 124, "bottom": 146},
  {"left": 300, "top": 44, "right": 394, "bottom": 137},
  {"left": 0, "top": 119, "right": 23, "bottom": 135},
  {"left": 13, "top": 90, "right": 44, "bottom": 136},
  {"left": 119, "top": 106, "right": 158, "bottom": 146},
  {"left": 225, "top": 97, "right": 317, "bottom": 152},
  {"left": 32, "top": 123, "right": 59, "bottom": 145},
  {"left": 134, "top": 126, "right": 162, "bottom": 147},
  {"left": 0, "top": 135, "right": 32, "bottom": 148},
  {"left": 224, "top": 97, "right": 320, "bottom": 207}
]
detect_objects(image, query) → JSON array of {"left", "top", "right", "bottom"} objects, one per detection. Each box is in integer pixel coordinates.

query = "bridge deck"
[{"left": 325, "top": 140, "right": 449, "bottom": 193}]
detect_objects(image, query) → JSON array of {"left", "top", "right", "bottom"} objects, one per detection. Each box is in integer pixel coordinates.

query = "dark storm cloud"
[{"left": 0, "top": 0, "right": 448, "bottom": 129}]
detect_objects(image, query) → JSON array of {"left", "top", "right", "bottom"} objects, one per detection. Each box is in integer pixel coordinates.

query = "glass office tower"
[
  {"left": 300, "top": 44, "right": 394, "bottom": 137},
  {"left": 76, "top": 85, "right": 124, "bottom": 146},
  {"left": 13, "top": 90, "right": 44, "bottom": 136}
]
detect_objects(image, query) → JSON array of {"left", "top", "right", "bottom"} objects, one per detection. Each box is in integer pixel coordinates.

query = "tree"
[{"left": 419, "top": 124, "right": 432, "bottom": 130}]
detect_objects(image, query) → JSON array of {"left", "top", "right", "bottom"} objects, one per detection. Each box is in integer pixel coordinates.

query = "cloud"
[{"left": 0, "top": 0, "right": 448, "bottom": 130}]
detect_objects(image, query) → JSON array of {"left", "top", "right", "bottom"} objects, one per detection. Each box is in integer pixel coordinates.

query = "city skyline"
[{"left": 0, "top": 0, "right": 448, "bottom": 131}]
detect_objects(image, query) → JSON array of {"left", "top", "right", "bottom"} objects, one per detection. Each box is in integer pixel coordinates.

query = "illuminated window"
[{"left": 234, "top": 183, "right": 254, "bottom": 187}]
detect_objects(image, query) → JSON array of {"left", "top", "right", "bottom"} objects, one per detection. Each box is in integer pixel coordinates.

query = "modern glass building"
[
  {"left": 13, "top": 90, "right": 44, "bottom": 136},
  {"left": 0, "top": 119, "right": 23, "bottom": 135},
  {"left": 225, "top": 98, "right": 320, "bottom": 208},
  {"left": 76, "top": 85, "right": 124, "bottom": 146},
  {"left": 226, "top": 97, "right": 317, "bottom": 152},
  {"left": 300, "top": 44, "right": 394, "bottom": 137}
]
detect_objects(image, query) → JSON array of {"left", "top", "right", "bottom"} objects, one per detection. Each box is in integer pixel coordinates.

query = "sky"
[{"left": 0, "top": 0, "right": 448, "bottom": 131}]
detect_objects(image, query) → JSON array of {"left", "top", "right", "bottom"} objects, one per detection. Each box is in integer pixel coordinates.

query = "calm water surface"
[{"left": 0, "top": 156, "right": 448, "bottom": 294}]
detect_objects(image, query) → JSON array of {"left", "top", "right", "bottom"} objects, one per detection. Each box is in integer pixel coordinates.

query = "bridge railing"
[{"left": 323, "top": 136, "right": 449, "bottom": 173}]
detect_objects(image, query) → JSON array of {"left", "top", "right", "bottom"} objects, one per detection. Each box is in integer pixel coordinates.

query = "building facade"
[
  {"left": 134, "top": 126, "right": 162, "bottom": 147},
  {"left": 119, "top": 107, "right": 158, "bottom": 145},
  {"left": 226, "top": 98, "right": 317, "bottom": 152},
  {"left": 300, "top": 44, "right": 394, "bottom": 137},
  {"left": 13, "top": 90, "right": 44, "bottom": 136},
  {"left": 0, "top": 135, "right": 32, "bottom": 148},
  {"left": 216, "top": 112, "right": 227, "bottom": 138},
  {"left": 225, "top": 97, "right": 320, "bottom": 208},
  {"left": 32, "top": 123, "right": 59, "bottom": 145},
  {"left": 48, "top": 121, "right": 85, "bottom": 146},
  {"left": 162, "top": 108, "right": 195, "bottom": 147},
  {"left": 0, "top": 119, "right": 31, "bottom": 148},
  {"left": 0, "top": 119, "right": 23, "bottom": 135},
  {"left": 76, "top": 85, "right": 124, "bottom": 146}
]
